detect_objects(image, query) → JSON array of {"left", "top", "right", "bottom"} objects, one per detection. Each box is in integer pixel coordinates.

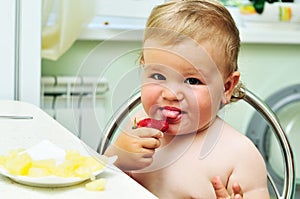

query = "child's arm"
[{"left": 227, "top": 141, "right": 270, "bottom": 198}]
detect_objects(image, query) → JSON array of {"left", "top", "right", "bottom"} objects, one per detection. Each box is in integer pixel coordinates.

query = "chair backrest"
[{"left": 98, "top": 88, "right": 295, "bottom": 199}]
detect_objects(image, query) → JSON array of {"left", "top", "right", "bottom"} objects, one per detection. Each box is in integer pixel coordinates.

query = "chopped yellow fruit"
[
  {"left": 0, "top": 155, "right": 7, "bottom": 166},
  {"left": 5, "top": 152, "right": 32, "bottom": 175},
  {"left": 32, "top": 159, "right": 56, "bottom": 168},
  {"left": 85, "top": 178, "right": 106, "bottom": 191},
  {"left": 28, "top": 167, "right": 52, "bottom": 177},
  {"left": 74, "top": 166, "right": 93, "bottom": 178},
  {"left": 0, "top": 148, "right": 106, "bottom": 179},
  {"left": 54, "top": 159, "right": 82, "bottom": 178}
]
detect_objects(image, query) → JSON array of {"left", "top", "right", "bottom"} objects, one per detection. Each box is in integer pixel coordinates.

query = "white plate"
[
  {"left": 0, "top": 166, "right": 103, "bottom": 187},
  {"left": 0, "top": 140, "right": 116, "bottom": 187}
]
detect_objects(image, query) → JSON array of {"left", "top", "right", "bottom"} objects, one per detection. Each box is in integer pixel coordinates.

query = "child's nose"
[{"left": 161, "top": 87, "right": 183, "bottom": 101}]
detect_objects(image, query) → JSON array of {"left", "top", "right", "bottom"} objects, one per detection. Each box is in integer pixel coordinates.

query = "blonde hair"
[{"left": 142, "top": 0, "right": 244, "bottom": 102}]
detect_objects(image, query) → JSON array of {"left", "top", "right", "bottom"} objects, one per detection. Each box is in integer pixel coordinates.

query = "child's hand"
[
  {"left": 212, "top": 176, "right": 243, "bottom": 199},
  {"left": 105, "top": 127, "right": 163, "bottom": 171}
]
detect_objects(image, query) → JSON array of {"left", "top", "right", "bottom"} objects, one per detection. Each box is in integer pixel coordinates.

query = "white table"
[{"left": 0, "top": 100, "right": 158, "bottom": 199}]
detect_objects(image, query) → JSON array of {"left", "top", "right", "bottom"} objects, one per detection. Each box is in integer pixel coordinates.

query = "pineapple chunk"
[
  {"left": 27, "top": 159, "right": 56, "bottom": 177},
  {"left": 5, "top": 152, "right": 32, "bottom": 175},
  {"left": 83, "top": 157, "right": 105, "bottom": 172},
  {"left": 74, "top": 166, "right": 93, "bottom": 178},
  {"left": 0, "top": 155, "right": 7, "bottom": 166},
  {"left": 55, "top": 160, "right": 78, "bottom": 178},
  {"left": 85, "top": 178, "right": 106, "bottom": 191},
  {"left": 54, "top": 153, "right": 105, "bottom": 178},
  {"left": 28, "top": 167, "right": 52, "bottom": 177}
]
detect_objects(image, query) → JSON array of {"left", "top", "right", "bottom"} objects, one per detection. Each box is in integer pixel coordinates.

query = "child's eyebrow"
[
  {"left": 184, "top": 66, "right": 206, "bottom": 76},
  {"left": 197, "top": 63, "right": 220, "bottom": 74},
  {"left": 142, "top": 64, "right": 164, "bottom": 72}
]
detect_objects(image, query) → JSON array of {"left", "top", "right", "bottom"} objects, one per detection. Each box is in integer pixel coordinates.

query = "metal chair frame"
[{"left": 98, "top": 88, "right": 295, "bottom": 199}]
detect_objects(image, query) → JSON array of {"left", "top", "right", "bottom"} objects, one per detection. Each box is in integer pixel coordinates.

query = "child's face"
[{"left": 141, "top": 39, "right": 231, "bottom": 135}]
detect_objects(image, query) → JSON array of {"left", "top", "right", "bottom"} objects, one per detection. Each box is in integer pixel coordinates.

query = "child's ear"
[
  {"left": 222, "top": 71, "right": 240, "bottom": 104},
  {"left": 140, "top": 55, "right": 145, "bottom": 65}
]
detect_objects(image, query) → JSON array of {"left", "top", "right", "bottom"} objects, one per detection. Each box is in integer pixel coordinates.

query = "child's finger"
[
  {"left": 133, "top": 127, "right": 164, "bottom": 139},
  {"left": 141, "top": 137, "right": 161, "bottom": 149},
  {"left": 212, "top": 176, "right": 230, "bottom": 198},
  {"left": 232, "top": 182, "right": 243, "bottom": 197},
  {"left": 234, "top": 194, "right": 243, "bottom": 199}
]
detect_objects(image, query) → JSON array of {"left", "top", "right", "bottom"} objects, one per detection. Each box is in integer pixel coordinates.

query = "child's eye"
[
  {"left": 151, "top": 73, "right": 166, "bottom": 80},
  {"left": 184, "top": 78, "right": 202, "bottom": 85}
]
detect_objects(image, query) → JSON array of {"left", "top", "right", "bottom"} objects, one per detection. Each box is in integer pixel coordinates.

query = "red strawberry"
[{"left": 133, "top": 118, "right": 169, "bottom": 132}]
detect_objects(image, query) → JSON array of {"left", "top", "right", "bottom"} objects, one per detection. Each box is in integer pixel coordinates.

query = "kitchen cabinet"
[
  {"left": 79, "top": 0, "right": 164, "bottom": 41},
  {"left": 0, "top": 0, "right": 41, "bottom": 106},
  {"left": 96, "top": 0, "right": 164, "bottom": 18},
  {"left": 79, "top": 3, "right": 300, "bottom": 43}
]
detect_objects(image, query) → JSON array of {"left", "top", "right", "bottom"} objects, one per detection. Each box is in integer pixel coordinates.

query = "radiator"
[{"left": 41, "top": 76, "right": 109, "bottom": 150}]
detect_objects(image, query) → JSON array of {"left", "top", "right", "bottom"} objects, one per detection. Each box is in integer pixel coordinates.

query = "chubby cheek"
[
  {"left": 193, "top": 91, "right": 216, "bottom": 127},
  {"left": 197, "top": 100, "right": 213, "bottom": 123},
  {"left": 141, "top": 85, "right": 160, "bottom": 116}
]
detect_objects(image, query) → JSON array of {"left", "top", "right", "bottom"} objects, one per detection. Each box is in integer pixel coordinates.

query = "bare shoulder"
[
  {"left": 207, "top": 117, "right": 266, "bottom": 169},
  {"left": 217, "top": 117, "right": 259, "bottom": 154}
]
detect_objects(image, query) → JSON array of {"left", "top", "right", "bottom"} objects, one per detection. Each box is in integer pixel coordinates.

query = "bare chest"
[
  {"left": 132, "top": 128, "right": 235, "bottom": 199},
  {"left": 132, "top": 151, "right": 231, "bottom": 199},
  {"left": 133, "top": 165, "right": 214, "bottom": 198}
]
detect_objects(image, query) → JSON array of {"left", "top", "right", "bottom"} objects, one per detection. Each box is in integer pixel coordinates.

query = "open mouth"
[{"left": 160, "top": 106, "right": 183, "bottom": 123}]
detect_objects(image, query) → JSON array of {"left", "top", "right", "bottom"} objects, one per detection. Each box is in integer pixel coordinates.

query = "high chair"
[{"left": 98, "top": 88, "right": 295, "bottom": 199}]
